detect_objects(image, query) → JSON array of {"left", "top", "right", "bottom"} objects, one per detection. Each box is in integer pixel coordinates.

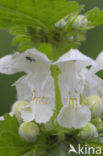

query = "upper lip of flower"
[
  {"left": 0, "top": 48, "right": 52, "bottom": 75},
  {"left": 53, "top": 48, "right": 96, "bottom": 66}
]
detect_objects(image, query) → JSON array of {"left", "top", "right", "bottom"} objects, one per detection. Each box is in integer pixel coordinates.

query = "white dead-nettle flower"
[
  {"left": 0, "top": 48, "right": 51, "bottom": 75},
  {"left": 0, "top": 48, "right": 55, "bottom": 124},
  {"left": 54, "top": 49, "right": 96, "bottom": 129},
  {"left": 20, "top": 75, "right": 55, "bottom": 124},
  {"left": 81, "top": 52, "right": 103, "bottom": 99},
  {"left": 80, "top": 52, "right": 103, "bottom": 118}
]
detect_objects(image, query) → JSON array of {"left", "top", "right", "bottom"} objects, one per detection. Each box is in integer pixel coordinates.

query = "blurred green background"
[{"left": 0, "top": 0, "right": 103, "bottom": 115}]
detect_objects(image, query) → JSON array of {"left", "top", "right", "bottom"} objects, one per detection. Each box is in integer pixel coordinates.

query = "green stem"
[{"left": 51, "top": 48, "right": 63, "bottom": 121}]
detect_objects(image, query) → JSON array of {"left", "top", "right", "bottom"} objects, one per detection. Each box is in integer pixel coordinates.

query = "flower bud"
[
  {"left": 72, "top": 15, "right": 87, "bottom": 28},
  {"left": 19, "top": 121, "right": 39, "bottom": 142},
  {"left": 83, "top": 96, "right": 103, "bottom": 118},
  {"left": 55, "top": 18, "right": 66, "bottom": 28},
  {"left": 12, "top": 101, "right": 28, "bottom": 123},
  {"left": 79, "top": 123, "right": 98, "bottom": 140},
  {"left": 0, "top": 116, "right": 4, "bottom": 120}
]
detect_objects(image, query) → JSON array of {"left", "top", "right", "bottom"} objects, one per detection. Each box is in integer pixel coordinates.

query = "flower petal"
[
  {"left": 57, "top": 105, "right": 91, "bottom": 129},
  {"left": 81, "top": 52, "right": 103, "bottom": 98},
  {"left": 31, "top": 103, "right": 54, "bottom": 124},
  {"left": 82, "top": 69, "right": 103, "bottom": 98},
  {"left": 54, "top": 49, "right": 96, "bottom": 66},
  {"left": 22, "top": 103, "right": 54, "bottom": 124},
  {"left": 89, "top": 51, "right": 103, "bottom": 74},
  {"left": 13, "top": 74, "right": 33, "bottom": 101},
  {"left": 96, "top": 51, "right": 103, "bottom": 66},
  {"left": 21, "top": 111, "right": 34, "bottom": 122},
  {"left": 0, "top": 48, "right": 51, "bottom": 74}
]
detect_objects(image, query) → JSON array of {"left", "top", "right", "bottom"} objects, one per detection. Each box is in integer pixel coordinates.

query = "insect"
[{"left": 25, "top": 56, "right": 36, "bottom": 62}]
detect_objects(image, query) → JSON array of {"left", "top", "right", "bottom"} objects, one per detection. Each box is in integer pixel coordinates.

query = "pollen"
[
  {"left": 68, "top": 90, "right": 78, "bottom": 110},
  {"left": 32, "top": 89, "right": 36, "bottom": 101},
  {"left": 32, "top": 90, "right": 47, "bottom": 104},
  {"left": 69, "top": 98, "right": 78, "bottom": 110}
]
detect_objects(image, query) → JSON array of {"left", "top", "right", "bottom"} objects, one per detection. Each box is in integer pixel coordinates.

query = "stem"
[{"left": 51, "top": 48, "right": 63, "bottom": 121}]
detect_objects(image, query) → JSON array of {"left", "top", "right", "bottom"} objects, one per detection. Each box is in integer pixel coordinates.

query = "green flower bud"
[
  {"left": 83, "top": 96, "right": 103, "bottom": 118},
  {"left": 79, "top": 123, "right": 98, "bottom": 140},
  {"left": 12, "top": 101, "right": 28, "bottom": 123},
  {"left": 72, "top": 15, "right": 87, "bottom": 28},
  {"left": 55, "top": 18, "right": 66, "bottom": 28},
  {"left": 19, "top": 121, "right": 39, "bottom": 142}
]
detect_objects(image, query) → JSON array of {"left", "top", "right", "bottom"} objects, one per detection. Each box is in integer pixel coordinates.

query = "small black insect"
[{"left": 26, "top": 56, "right": 36, "bottom": 62}]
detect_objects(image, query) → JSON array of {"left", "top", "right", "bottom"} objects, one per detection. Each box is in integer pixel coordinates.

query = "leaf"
[
  {"left": 0, "top": 0, "right": 83, "bottom": 56},
  {"left": 85, "top": 8, "right": 103, "bottom": 28},
  {"left": 0, "top": 0, "right": 81, "bottom": 28},
  {"left": 34, "top": 0, "right": 81, "bottom": 25},
  {"left": 37, "top": 43, "right": 53, "bottom": 60},
  {"left": 0, "top": 114, "right": 32, "bottom": 156}
]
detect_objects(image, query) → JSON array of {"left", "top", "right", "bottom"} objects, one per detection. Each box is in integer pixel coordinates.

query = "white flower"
[
  {"left": 54, "top": 49, "right": 96, "bottom": 129},
  {"left": 0, "top": 48, "right": 55, "bottom": 124},
  {"left": 21, "top": 75, "right": 55, "bottom": 124},
  {"left": 54, "top": 49, "right": 96, "bottom": 105},
  {"left": 0, "top": 48, "right": 51, "bottom": 74},
  {"left": 81, "top": 52, "right": 103, "bottom": 99}
]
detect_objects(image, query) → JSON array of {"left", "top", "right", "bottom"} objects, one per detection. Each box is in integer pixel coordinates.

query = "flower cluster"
[{"left": 0, "top": 48, "right": 103, "bottom": 142}]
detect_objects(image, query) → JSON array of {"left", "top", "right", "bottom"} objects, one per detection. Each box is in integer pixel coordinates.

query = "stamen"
[
  {"left": 32, "top": 89, "right": 36, "bottom": 101},
  {"left": 69, "top": 98, "right": 78, "bottom": 110},
  {"left": 75, "top": 90, "right": 78, "bottom": 95},
  {"left": 68, "top": 90, "right": 79, "bottom": 110},
  {"left": 33, "top": 90, "right": 36, "bottom": 94},
  {"left": 32, "top": 90, "right": 47, "bottom": 104}
]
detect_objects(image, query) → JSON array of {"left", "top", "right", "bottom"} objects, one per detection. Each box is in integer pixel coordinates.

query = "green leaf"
[
  {"left": 0, "top": 0, "right": 81, "bottom": 28},
  {"left": 0, "top": 114, "right": 32, "bottom": 156},
  {"left": 0, "top": 0, "right": 83, "bottom": 56},
  {"left": 85, "top": 8, "right": 103, "bottom": 28},
  {"left": 37, "top": 43, "right": 53, "bottom": 60}
]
